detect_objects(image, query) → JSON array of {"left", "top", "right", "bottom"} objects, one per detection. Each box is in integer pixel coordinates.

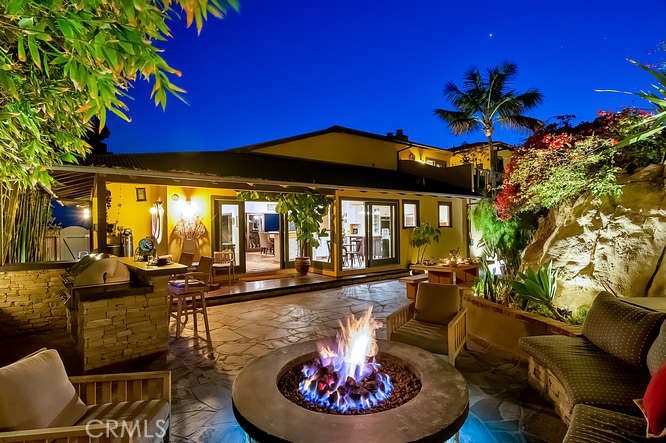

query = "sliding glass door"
[
  {"left": 341, "top": 199, "right": 398, "bottom": 270},
  {"left": 367, "top": 202, "right": 398, "bottom": 267}
]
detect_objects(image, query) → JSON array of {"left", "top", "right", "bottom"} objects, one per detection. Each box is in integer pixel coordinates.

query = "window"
[
  {"left": 402, "top": 200, "right": 419, "bottom": 228},
  {"left": 438, "top": 202, "right": 452, "bottom": 227},
  {"left": 426, "top": 158, "right": 447, "bottom": 168}
]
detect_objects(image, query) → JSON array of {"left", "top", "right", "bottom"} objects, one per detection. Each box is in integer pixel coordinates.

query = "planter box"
[{"left": 462, "top": 292, "right": 581, "bottom": 361}]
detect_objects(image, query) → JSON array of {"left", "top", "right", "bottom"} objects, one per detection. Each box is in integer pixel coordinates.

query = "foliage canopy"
[
  {"left": 434, "top": 62, "right": 543, "bottom": 187},
  {"left": 0, "top": 0, "right": 237, "bottom": 189}
]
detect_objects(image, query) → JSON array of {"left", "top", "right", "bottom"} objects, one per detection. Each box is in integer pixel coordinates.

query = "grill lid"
[{"left": 65, "top": 253, "right": 130, "bottom": 287}]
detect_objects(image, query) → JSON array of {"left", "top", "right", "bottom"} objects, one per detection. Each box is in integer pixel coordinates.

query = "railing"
[
  {"left": 472, "top": 169, "right": 504, "bottom": 192},
  {"left": 397, "top": 160, "right": 505, "bottom": 194}
]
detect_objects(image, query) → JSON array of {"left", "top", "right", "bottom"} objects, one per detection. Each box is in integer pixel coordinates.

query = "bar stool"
[{"left": 168, "top": 256, "right": 213, "bottom": 343}]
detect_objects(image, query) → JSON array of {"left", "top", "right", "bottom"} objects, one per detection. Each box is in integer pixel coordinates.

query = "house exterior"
[{"left": 48, "top": 126, "right": 502, "bottom": 278}]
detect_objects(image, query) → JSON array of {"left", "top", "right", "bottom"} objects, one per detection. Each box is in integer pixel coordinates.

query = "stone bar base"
[{"left": 77, "top": 289, "right": 167, "bottom": 371}]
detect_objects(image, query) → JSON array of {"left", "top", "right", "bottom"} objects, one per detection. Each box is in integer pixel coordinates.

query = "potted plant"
[
  {"left": 276, "top": 192, "right": 331, "bottom": 275},
  {"left": 238, "top": 191, "right": 331, "bottom": 275},
  {"left": 410, "top": 221, "right": 440, "bottom": 264}
]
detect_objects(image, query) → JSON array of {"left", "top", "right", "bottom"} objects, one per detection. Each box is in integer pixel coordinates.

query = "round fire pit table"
[{"left": 232, "top": 340, "right": 469, "bottom": 442}]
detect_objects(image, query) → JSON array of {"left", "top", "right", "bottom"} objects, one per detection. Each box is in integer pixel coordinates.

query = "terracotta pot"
[{"left": 294, "top": 257, "right": 311, "bottom": 275}]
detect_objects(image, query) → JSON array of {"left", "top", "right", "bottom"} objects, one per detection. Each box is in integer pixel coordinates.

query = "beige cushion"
[
  {"left": 76, "top": 400, "right": 170, "bottom": 443},
  {"left": 414, "top": 283, "right": 459, "bottom": 326},
  {"left": 0, "top": 349, "right": 87, "bottom": 431},
  {"left": 647, "top": 320, "right": 666, "bottom": 376},
  {"left": 391, "top": 319, "right": 448, "bottom": 354},
  {"left": 583, "top": 292, "right": 665, "bottom": 368}
]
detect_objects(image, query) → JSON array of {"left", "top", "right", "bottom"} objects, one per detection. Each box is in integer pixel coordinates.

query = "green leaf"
[
  {"left": 18, "top": 17, "right": 35, "bottom": 28},
  {"left": 27, "top": 34, "right": 41, "bottom": 69},
  {"left": 17, "top": 36, "right": 26, "bottom": 62}
]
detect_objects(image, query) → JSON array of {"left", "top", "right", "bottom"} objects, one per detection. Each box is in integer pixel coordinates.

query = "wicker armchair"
[
  {"left": 0, "top": 349, "right": 170, "bottom": 443},
  {"left": 387, "top": 283, "right": 467, "bottom": 365}
]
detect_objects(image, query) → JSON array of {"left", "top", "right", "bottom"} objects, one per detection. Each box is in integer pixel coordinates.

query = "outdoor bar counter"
[
  {"left": 68, "top": 258, "right": 187, "bottom": 371},
  {"left": 118, "top": 257, "right": 188, "bottom": 292}
]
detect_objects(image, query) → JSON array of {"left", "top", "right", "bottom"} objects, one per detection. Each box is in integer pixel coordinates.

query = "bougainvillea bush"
[{"left": 496, "top": 109, "right": 665, "bottom": 219}]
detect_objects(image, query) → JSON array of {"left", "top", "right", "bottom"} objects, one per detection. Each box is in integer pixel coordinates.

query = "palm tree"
[{"left": 434, "top": 62, "right": 544, "bottom": 189}]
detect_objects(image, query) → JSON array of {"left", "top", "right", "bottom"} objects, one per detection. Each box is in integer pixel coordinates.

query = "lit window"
[
  {"left": 438, "top": 202, "right": 452, "bottom": 227},
  {"left": 402, "top": 201, "right": 419, "bottom": 228},
  {"left": 425, "top": 158, "right": 446, "bottom": 168}
]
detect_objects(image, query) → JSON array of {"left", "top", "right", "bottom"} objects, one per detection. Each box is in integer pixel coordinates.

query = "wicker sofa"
[{"left": 520, "top": 292, "right": 666, "bottom": 442}]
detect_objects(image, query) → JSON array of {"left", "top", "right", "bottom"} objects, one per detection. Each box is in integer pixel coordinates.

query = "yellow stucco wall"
[
  {"left": 448, "top": 147, "right": 513, "bottom": 170},
  {"left": 397, "top": 147, "right": 453, "bottom": 166},
  {"left": 104, "top": 182, "right": 168, "bottom": 255},
  {"left": 165, "top": 185, "right": 236, "bottom": 260},
  {"left": 103, "top": 181, "right": 470, "bottom": 276},
  {"left": 251, "top": 132, "right": 404, "bottom": 170}
]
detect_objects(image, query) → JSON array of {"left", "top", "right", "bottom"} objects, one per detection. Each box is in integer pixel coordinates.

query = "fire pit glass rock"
[{"left": 298, "top": 307, "right": 393, "bottom": 412}]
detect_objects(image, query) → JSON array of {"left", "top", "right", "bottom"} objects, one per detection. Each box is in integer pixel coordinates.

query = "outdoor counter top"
[
  {"left": 72, "top": 282, "right": 153, "bottom": 302},
  {"left": 119, "top": 257, "right": 188, "bottom": 277}
]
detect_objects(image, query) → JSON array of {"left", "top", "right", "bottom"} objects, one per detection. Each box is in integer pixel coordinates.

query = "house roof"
[
  {"left": 446, "top": 140, "right": 514, "bottom": 153},
  {"left": 226, "top": 125, "right": 444, "bottom": 153},
  {"left": 57, "top": 150, "right": 476, "bottom": 198}
]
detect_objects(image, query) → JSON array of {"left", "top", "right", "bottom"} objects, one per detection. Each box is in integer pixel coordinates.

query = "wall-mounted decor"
[{"left": 136, "top": 187, "right": 146, "bottom": 201}]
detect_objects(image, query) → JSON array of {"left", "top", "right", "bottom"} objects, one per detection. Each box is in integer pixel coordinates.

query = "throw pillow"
[
  {"left": 635, "top": 363, "right": 666, "bottom": 439},
  {"left": 0, "top": 349, "right": 87, "bottom": 431},
  {"left": 647, "top": 321, "right": 666, "bottom": 376},
  {"left": 583, "top": 292, "right": 665, "bottom": 368}
]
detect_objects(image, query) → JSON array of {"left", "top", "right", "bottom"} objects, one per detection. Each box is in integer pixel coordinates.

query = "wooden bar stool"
[{"left": 168, "top": 256, "right": 213, "bottom": 344}]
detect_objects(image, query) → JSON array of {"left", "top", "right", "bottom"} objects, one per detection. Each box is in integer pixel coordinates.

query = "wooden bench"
[{"left": 399, "top": 274, "right": 429, "bottom": 300}]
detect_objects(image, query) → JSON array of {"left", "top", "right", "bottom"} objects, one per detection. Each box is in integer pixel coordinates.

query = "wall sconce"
[
  {"left": 179, "top": 200, "right": 197, "bottom": 221},
  {"left": 149, "top": 200, "right": 165, "bottom": 244},
  {"left": 82, "top": 207, "right": 91, "bottom": 220}
]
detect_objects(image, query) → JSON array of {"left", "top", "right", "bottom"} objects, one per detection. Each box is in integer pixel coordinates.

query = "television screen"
[{"left": 264, "top": 213, "right": 280, "bottom": 232}]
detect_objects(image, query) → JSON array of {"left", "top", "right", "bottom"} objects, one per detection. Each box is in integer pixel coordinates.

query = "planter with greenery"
[
  {"left": 462, "top": 291, "right": 582, "bottom": 361},
  {"left": 238, "top": 191, "right": 332, "bottom": 275},
  {"left": 409, "top": 221, "right": 441, "bottom": 264}
]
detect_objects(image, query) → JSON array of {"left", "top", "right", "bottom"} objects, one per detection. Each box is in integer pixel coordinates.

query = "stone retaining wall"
[
  {"left": 77, "top": 292, "right": 168, "bottom": 370},
  {"left": 0, "top": 268, "right": 66, "bottom": 337}
]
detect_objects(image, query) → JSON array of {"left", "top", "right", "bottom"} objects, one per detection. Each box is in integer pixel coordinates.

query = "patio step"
[{"left": 205, "top": 270, "right": 409, "bottom": 306}]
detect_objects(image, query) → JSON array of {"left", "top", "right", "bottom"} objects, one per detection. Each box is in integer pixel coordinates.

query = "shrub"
[
  {"left": 470, "top": 199, "right": 535, "bottom": 278},
  {"left": 410, "top": 221, "right": 440, "bottom": 264},
  {"left": 496, "top": 109, "right": 665, "bottom": 219},
  {"left": 513, "top": 262, "right": 564, "bottom": 321}
]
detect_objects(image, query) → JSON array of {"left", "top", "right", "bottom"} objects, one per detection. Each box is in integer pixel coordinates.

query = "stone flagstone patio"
[{"left": 166, "top": 280, "right": 566, "bottom": 443}]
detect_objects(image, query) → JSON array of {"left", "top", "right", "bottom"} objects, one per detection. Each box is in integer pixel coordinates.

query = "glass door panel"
[
  {"left": 213, "top": 199, "right": 244, "bottom": 272},
  {"left": 219, "top": 204, "right": 240, "bottom": 260},
  {"left": 367, "top": 203, "right": 397, "bottom": 266},
  {"left": 312, "top": 207, "right": 332, "bottom": 266},
  {"left": 341, "top": 200, "right": 367, "bottom": 270},
  {"left": 287, "top": 217, "right": 298, "bottom": 262}
]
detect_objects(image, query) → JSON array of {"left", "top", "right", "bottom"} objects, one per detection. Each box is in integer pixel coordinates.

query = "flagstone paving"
[{"left": 166, "top": 280, "right": 566, "bottom": 443}]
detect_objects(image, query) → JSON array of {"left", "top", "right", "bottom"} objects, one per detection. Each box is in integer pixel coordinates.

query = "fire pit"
[{"left": 232, "top": 308, "right": 469, "bottom": 442}]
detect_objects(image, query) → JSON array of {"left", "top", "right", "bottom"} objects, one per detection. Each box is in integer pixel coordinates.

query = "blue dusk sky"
[{"left": 105, "top": 0, "right": 666, "bottom": 153}]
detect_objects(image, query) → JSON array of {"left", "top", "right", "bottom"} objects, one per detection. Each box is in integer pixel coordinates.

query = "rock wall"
[
  {"left": 0, "top": 268, "right": 67, "bottom": 337},
  {"left": 522, "top": 164, "right": 666, "bottom": 309}
]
